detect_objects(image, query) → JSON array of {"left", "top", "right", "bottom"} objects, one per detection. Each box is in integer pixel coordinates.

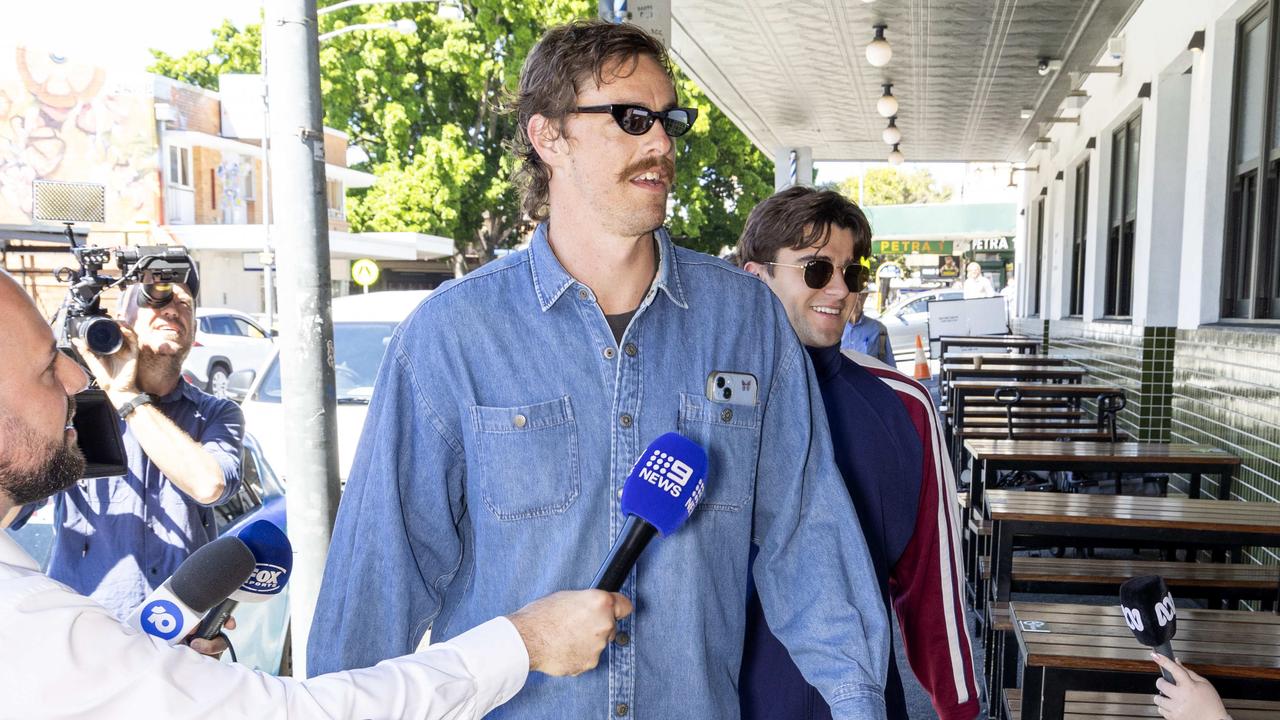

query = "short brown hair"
[
  {"left": 509, "top": 20, "right": 673, "bottom": 221},
  {"left": 736, "top": 186, "right": 873, "bottom": 269}
]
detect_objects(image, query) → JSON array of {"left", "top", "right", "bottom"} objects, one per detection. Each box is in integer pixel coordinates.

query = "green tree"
[
  {"left": 837, "top": 167, "right": 952, "bottom": 206},
  {"left": 149, "top": 6, "right": 772, "bottom": 261}
]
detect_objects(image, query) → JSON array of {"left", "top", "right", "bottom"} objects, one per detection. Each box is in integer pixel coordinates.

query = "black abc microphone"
[
  {"left": 591, "top": 432, "right": 709, "bottom": 592},
  {"left": 1119, "top": 575, "right": 1178, "bottom": 683},
  {"left": 125, "top": 536, "right": 256, "bottom": 644}
]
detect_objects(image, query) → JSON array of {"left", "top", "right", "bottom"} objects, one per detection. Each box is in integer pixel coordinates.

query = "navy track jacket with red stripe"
[{"left": 740, "top": 345, "right": 978, "bottom": 720}]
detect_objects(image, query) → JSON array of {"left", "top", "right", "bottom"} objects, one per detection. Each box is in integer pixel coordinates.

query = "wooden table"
[
  {"left": 1011, "top": 601, "right": 1280, "bottom": 720},
  {"left": 966, "top": 439, "right": 1241, "bottom": 515},
  {"left": 942, "top": 364, "right": 1086, "bottom": 384},
  {"left": 985, "top": 490, "right": 1269, "bottom": 606},
  {"left": 941, "top": 354, "right": 1071, "bottom": 366},
  {"left": 948, "top": 382, "right": 1125, "bottom": 467},
  {"left": 938, "top": 335, "right": 1041, "bottom": 357}
]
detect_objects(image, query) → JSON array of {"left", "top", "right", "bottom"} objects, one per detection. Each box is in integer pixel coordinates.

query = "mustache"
[{"left": 618, "top": 155, "right": 676, "bottom": 185}]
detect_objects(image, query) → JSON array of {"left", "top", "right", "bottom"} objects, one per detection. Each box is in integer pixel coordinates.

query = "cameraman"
[
  {"left": 0, "top": 269, "right": 632, "bottom": 719},
  {"left": 14, "top": 266, "right": 246, "bottom": 621}
]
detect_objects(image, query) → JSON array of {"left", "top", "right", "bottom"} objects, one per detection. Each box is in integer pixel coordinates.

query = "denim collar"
[{"left": 528, "top": 222, "right": 689, "bottom": 312}]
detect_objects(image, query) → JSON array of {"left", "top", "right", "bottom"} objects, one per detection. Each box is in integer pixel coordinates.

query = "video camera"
[{"left": 33, "top": 180, "right": 198, "bottom": 479}]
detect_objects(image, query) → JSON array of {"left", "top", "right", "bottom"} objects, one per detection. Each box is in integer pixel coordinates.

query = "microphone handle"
[
  {"left": 1153, "top": 639, "right": 1176, "bottom": 685},
  {"left": 192, "top": 597, "right": 240, "bottom": 642},
  {"left": 591, "top": 515, "right": 658, "bottom": 592}
]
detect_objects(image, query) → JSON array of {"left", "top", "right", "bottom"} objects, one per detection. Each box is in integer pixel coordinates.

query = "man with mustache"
[
  {"left": 10, "top": 267, "right": 246, "bottom": 623},
  {"left": 308, "top": 19, "right": 888, "bottom": 720},
  {"left": 0, "top": 269, "right": 634, "bottom": 718}
]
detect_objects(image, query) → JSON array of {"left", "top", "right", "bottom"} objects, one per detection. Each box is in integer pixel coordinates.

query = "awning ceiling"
[{"left": 671, "top": 0, "right": 1144, "bottom": 162}]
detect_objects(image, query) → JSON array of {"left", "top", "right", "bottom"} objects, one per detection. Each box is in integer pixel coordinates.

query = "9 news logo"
[{"left": 140, "top": 600, "right": 184, "bottom": 641}]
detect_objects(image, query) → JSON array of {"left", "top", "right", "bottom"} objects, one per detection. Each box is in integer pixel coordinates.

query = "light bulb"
[
  {"left": 882, "top": 119, "right": 901, "bottom": 146},
  {"left": 866, "top": 25, "right": 892, "bottom": 67},
  {"left": 888, "top": 145, "right": 904, "bottom": 165},
  {"left": 877, "top": 85, "right": 898, "bottom": 117}
]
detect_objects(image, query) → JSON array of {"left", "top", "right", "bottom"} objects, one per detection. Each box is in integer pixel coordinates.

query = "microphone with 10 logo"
[{"left": 125, "top": 536, "right": 256, "bottom": 644}]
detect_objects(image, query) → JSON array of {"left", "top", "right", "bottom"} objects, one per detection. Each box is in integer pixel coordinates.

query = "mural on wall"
[{"left": 0, "top": 46, "right": 160, "bottom": 226}]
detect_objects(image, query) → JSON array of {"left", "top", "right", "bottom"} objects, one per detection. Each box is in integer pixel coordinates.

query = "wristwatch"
[{"left": 116, "top": 393, "right": 155, "bottom": 420}]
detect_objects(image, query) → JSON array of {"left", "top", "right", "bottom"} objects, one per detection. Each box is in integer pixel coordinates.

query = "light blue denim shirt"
[{"left": 309, "top": 224, "right": 889, "bottom": 719}]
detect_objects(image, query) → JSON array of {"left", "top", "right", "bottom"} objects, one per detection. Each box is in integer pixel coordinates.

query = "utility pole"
[{"left": 265, "top": 0, "right": 340, "bottom": 679}]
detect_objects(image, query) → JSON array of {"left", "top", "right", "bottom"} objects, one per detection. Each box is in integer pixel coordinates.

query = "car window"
[
  {"left": 198, "top": 317, "right": 211, "bottom": 333},
  {"left": 904, "top": 297, "right": 929, "bottom": 314},
  {"left": 256, "top": 322, "right": 397, "bottom": 404},
  {"left": 233, "top": 318, "right": 266, "bottom": 339},
  {"left": 208, "top": 316, "right": 239, "bottom": 335}
]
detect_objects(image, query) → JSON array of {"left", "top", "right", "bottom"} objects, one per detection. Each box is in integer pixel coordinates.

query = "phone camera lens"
[
  {"left": 722, "top": 388, "right": 732, "bottom": 400},
  {"left": 716, "top": 376, "right": 726, "bottom": 388}
]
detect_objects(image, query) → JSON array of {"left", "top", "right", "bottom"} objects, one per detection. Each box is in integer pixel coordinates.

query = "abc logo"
[
  {"left": 141, "top": 600, "right": 184, "bottom": 641},
  {"left": 1122, "top": 605, "right": 1145, "bottom": 632},
  {"left": 1155, "top": 592, "right": 1176, "bottom": 626}
]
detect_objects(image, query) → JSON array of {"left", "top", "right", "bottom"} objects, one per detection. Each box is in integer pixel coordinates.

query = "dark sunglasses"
[
  {"left": 575, "top": 104, "right": 699, "bottom": 137},
  {"left": 763, "top": 259, "right": 867, "bottom": 291}
]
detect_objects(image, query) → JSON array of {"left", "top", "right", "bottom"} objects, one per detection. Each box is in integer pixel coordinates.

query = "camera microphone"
[
  {"left": 1119, "top": 575, "right": 1178, "bottom": 683},
  {"left": 590, "top": 432, "right": 709, "bottom": 592}
]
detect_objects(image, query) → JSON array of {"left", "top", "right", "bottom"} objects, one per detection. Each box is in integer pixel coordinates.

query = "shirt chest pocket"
[
  {"left": 468, "top": 396, "right": 581, "bottom": 521},
  {"left": 676, "top": 393, "right": 761, "bottom": 512}
]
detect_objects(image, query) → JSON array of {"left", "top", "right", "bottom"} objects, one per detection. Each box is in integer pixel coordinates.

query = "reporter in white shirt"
[{"left": 0, "top": 270, "right": 632, "bottom": 719}]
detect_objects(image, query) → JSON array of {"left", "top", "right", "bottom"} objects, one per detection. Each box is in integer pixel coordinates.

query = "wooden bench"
[
  {"left": 977, "top": 556, "right": 1279, "bottom": 609},
  {"left": 959, "top": 428, "right": 1128, "bottom": 441},
  {"left": 961, "top": 408, "right": 1089, "bottom": 420},
  {"left": 1004, "top": 690, "right": 1280, "bottom": 720}
]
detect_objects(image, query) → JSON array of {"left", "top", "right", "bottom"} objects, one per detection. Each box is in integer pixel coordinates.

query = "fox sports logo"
[
  {"left": 142, "top": 600, "right": 184, "bottom": 641},
  {"left": 243, "top": 564, "right": 288, "bottom": 595}
]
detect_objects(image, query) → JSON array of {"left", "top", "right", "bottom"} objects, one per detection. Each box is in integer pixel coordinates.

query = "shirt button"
[
  {"left": 619, "top": 414, "right": 633, "bottom": 428},
  {"left": 617, "top": 487, "right": 624, "bottom": 500},
  {"left": 721, "top": 408, "right": 733, "bottom": 422},
  {"left": 603, "top": 347, "right": 615, "bottom": 359},
  {"left": 150, "top": 568, "right": 158, "bottom": 575},
  {"left": 615, "top": 704, "right": 629, "bottom": 717},
  {"left": 615, "top": 631, "right": 630, "bottom": 646},
  {"left": 624, "top": 343, "right": 638, "bottom": 357},
  {"left": 513, "top": 414, "right": 527, "bottom": 429},
  {"left": 578, "top": 288, "right": 590, "bottom": 301}
]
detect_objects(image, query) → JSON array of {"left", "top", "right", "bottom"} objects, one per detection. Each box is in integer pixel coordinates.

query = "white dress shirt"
[{"left": 0, "top": 531, "right": 529, "bottom": 719}]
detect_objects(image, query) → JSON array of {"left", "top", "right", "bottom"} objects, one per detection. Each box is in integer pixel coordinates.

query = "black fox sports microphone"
[
  {"left": 193, "top": 520, "right": 293, "bottom": 641},
  {"left": 1119, "top": 575, "right": 1178, "bottom": 683},
  {"left": 591, "top": 432, "right": 709, "bottom": 592},
  {"left": 125, "top": 536, "right": 256, "bottom": 644}
]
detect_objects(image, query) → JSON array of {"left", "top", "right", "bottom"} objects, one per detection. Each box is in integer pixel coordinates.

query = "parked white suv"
[
  {"left": 229, "top": 290, "right": 431, "bottom": 486},
  {"left": 184, "top": 308, "right": 276, "bottom": 398}
]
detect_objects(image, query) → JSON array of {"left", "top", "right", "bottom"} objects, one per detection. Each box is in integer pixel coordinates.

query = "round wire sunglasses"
[
  {"left": 575, "top": 104, "right": 699, "bottom": 137},
  {"left": 762, "top": 259, "right": 868, "bottom": 290}
]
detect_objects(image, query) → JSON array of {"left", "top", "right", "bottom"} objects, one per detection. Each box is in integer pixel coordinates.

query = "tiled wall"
[
  {"left": 1020, "top": 318, "right": 1280, "bottom": 568},
  {"left": 1172, "top": 326, "right": 1280, "bottom": 566}
]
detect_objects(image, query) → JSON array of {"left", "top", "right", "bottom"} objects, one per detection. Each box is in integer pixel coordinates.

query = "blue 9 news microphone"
[
  {"left": 193, "top": 519, "right": 293, "bottom": 641},
  {"left": 1119, "top": 575, "right": 1178, "bottom": 683},
  {"left": 125, "top": 535, "right": 256, "bottom": 644},
  {"left": 591, "top": 432, "right": 709, "bottom": 592}
]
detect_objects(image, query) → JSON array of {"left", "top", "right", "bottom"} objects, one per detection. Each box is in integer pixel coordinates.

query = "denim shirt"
[
  {"left": 44, "top": 381, "right": 244, "bottom": 619},
  {"left": 309, "top": 225, "right": 889, "bottom": 719}
]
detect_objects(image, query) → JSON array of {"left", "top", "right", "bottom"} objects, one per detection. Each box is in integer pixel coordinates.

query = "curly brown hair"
[{"left": 509, "top": 20, "right": 674, "bottom": 221}]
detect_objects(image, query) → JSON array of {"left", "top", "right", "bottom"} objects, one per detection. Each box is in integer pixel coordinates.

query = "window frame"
[
  {"left": 1104, "top": 113, "right": 1141, "bottom": 318},
  {"left": 1069, "top": 159, "right": 1090, "bottom": 317},
  {"left": 167, "top": 145, "right": 193, "bottom": 189},
  {"left": 1222, "top": 2, "right": 1280, "bottom": 320}
]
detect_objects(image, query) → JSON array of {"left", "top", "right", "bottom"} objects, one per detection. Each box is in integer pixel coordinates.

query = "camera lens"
[
  {"left": 79, "top": 317, "right": 123, "bottom": 355},
  {"left": 716, "top": 376, "right": 726, "bottom": 388},
  {"left": 722, "top": 388, "right": 732, "bottom": 400}
]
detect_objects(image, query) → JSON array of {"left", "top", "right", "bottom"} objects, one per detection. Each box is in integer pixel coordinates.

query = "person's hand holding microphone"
[{"left": 507, "top": 590, "right": 633, "bottom": 676}]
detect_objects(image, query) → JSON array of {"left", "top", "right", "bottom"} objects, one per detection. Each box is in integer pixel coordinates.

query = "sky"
[{"left": 2, "top": 0, "right": 264, "bottom": 75}]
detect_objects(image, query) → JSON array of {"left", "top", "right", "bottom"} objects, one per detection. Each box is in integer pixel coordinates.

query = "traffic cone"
[{"left": 913, "top": 335, "right": 930, "bottom": 380}]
